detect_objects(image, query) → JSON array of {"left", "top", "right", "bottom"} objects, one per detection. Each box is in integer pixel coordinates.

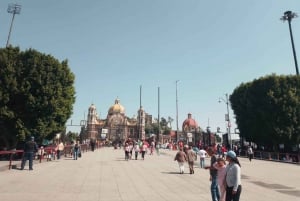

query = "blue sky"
[{"left": 1, "top": 1, "right": 299, "bottom": 135}]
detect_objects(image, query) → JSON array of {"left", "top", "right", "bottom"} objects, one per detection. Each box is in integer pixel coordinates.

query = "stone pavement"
[{"left": 0, "top": 147, "right": 299, "bottom": 201}]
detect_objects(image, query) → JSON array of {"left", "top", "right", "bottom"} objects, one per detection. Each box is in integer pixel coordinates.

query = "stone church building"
[{"left": 86, "top": 98, "right": 152, "bottom": 143}]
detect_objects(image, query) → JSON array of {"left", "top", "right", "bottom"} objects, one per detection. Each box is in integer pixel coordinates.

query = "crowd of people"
[
  {"left": 172, "top": 142, "right": 242, "bottom": 201},
  {"left": 20, "top": 136, "right": 242, "bottom": 201},
  {"left": 122, "top": 139, "right": 157, "bottom": 161},
  {"left": 20, "top": 137, "right": 89, "bottom": 170}
]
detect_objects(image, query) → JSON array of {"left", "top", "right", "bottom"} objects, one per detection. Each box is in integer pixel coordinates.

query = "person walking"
[
  {"left": 133, "top": 143, "right": 140, "bottom": 160},
  {"left": 150, "top": 141, "right": 155, "bottom": 155},
  {"left": 21, "top": 136, "right": 38, "bottom": 170},
  {"left": 57, "top": 142, "right": 64, "bottom": 159},
  {"left": 186, "top": 146, "right": 197, "bottom": 174},
  {"left": 221, "top": 145, "right": 227, "bottom": 159},
  {"left": 141, "top": 142, "right": 148, "bottom": 160},
  {"left": 213, "top": 158, "right": 227, "bottom": 201},
  {"left": 198, "top": 147, "right": 207, "bottom": 168},
  {"left": 225, "top": 151, "right": 242, "bottom": 201},
  {"left": 155, "top": 142, "right": 160, "bottom": 156},
  {"left": 247, "top": 146, "right": 253, "bottom": 162},
  {"left": 205, "top": 147, "right": 220, "bottom": 201},
  {"left": 174, "top": 147, "right": 187, "bottom": 174},
  {"left": 124, "top": 143, "right": 130, "bottom": 161},
  {"left": 73, "top": 143, "right": 79, "bottom": 160},
  {"left": 37, "top": 146, "right": 44, "bottom": 160}
]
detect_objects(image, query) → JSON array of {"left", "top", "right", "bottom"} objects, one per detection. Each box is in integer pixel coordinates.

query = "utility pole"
[{"left": 6, "top": 3, "right": 21, "bottom": 48}]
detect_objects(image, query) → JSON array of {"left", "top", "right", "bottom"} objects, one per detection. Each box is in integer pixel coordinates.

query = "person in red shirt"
[{"left": 221, "top": 145, "right": 227, "bottom": 158}]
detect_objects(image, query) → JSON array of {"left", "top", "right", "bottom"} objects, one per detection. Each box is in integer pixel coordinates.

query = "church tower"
[
  {"left": 87, "top": 104, "right": 98, "bottom": 140},
  {"left": 137, "top": 106, "right": 146, "bottom": 140}
]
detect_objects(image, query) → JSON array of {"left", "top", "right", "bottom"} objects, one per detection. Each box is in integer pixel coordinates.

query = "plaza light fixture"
[
  {"left": 219, "top": 93, "right": 231, "bottom": 149},
  {"left": 175, "top": 80, "right": 180, "bottom": 142},
  {"left": 281, "top": 11, "right": 299, "bottom": 75},
  {"left": 6, "top": 3, "right": 21, "bottom": 48}
]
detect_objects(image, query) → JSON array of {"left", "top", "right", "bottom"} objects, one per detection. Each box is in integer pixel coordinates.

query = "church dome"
[
  {"left": 108, "top": 98, "right": 125, "bottom": 115},
  {"left": 182, "top": 113, "right": 198, "bottom": 131}
]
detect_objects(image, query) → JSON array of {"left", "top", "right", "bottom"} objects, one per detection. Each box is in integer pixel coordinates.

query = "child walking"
[{"left": 213, "top": 157, "right": 227, "bottom": 201}]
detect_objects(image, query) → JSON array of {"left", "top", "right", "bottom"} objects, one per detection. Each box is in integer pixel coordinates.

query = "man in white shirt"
[{"left": 198, "top": 148, "right": 207, "bottom": 168}]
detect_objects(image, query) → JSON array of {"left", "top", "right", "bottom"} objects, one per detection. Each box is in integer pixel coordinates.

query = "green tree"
[
  {"left": 66, "top": 131, "right": 78, "bottom": 143},
  {"left": 145, "top": 117, "right": 171, "bottom": 136},
  {"left": 167, "top": 116, "right": 174, "bottom": 129},
  {"left": 230, "top": 74, "right": 300, "bottom": 150},
  {"left": 0, "top": 47, "right": 75, "bottom": 149}
]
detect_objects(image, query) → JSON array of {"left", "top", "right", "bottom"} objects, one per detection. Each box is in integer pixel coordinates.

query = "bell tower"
[
  {"left": 137, "top": 107, "right": 146, "bottom": 140},
  {"left": 87, "top": 104, "right": 98, "bottom": 140}
]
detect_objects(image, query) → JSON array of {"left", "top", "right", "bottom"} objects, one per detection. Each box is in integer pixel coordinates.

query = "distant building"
[
  {"left": 182, "top": 113, "right": 200, "bottom": 145},
  {"left": 86, "top": 98, "right": 152, "bottom": 143}
]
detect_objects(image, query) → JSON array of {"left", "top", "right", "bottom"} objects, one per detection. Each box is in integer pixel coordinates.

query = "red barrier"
[
  {"left": 0, "top": 143, "right": 96, "bottom": 170},
  {"left": 0, "top": 150, "right": 24, "bottom": 170}
]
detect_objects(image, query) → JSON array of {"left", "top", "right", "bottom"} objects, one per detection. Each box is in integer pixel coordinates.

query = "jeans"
[
  {"left": 211, "top": 175, "right": 220, "bottom": 201},
  {"left": 73, "top": 151, "right": 78, "bottom": 160},
  {"left": 200, "top": 158, "right": 205, "bottom": 168},
  {"left": 21, "top": 152, "right": 34, "bottom": 170}
]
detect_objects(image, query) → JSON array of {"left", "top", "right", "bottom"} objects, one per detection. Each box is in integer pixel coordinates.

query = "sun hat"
[{"left": 226, "top": 150, "right": 236, "bottom": 159}]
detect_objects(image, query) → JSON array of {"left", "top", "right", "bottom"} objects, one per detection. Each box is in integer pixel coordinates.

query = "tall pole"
[
  {"left": 6, "top": 3, "right": 21, "bottom": 48},
  {"left": 225, "top": 93, "right": 231, "bottom": 150},
  {"left": 281, "top": 11, "right": 299, "bottom": 75},
  {"left": 219, "top": 93, "right": 231, "bottom": 150},
  {"left": 139, "top": 85, "right": 142, "bottom": 140},
  {"left": 176, "top": 80, "right": 179, "bottom": 142},
  {"left": 158, "top": 87, "right": 160, "bottom": 143}
]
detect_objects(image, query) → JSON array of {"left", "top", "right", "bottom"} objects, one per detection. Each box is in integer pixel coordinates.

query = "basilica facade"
[{"left": 86, "top": 98, "right": 152, "bottom": 143}]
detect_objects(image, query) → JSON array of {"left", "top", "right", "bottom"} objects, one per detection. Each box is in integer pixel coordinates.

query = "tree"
[
  {"left": 230, "top": 74, "right": 300, "bottom": 150},
  {"left": 0, "top": 47, "right": 75, "bottom": 149},
  {"left": 145, "top": 117, "right": 172, "bottom": 137},
  {"left": 168, "top": 116, "right": 174, "bottom": 129}
]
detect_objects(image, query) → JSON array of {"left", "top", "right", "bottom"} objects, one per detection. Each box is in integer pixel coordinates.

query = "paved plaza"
[{"left": 0, "top": 147, "right": 299, "bottom": 201}]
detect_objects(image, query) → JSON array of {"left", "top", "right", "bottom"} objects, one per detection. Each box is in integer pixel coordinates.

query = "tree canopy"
[
  {"left": 230, "top": 74, "right": 300, "bottom": 150},
  {"left": 0, "top": 47, "right": 75, "bottom": 149},
  {"left": 145, "top": 117, "right": 172, "bottom": 136}
]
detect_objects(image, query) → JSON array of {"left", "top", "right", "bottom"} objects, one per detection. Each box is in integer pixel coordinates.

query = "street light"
[
  {"left": 281, "top": 11, "right": 299, "bottom": 75},
  {"left": 6, "top": 3, "right": 21, "bottom": 48},
  {"left": 175, "top": 80, "right": 180, "bottom": 142},
  {"left": 219, "top": 93, "right": 231, "bottom": 150}
]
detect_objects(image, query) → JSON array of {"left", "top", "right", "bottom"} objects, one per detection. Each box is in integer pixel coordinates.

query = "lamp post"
[
  {"left": 157, "top": 87, "right": 160, "bottom": 143},
  {"left": 281, "top": 11, "right": 299, "bottom": 75},
  {"left": 6, "top": 3, "right": 21, "bottom": 48},
  {"left": 176, "top": 80, "right": 179, "bottom": 142},
  {"left": 219, "top": 93, "right": 231, "bottom": 150}
]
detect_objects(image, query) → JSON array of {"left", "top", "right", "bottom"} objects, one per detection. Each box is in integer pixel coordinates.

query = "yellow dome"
[{"left": 108, "top": 98, "right": 125, "bottom": 114}]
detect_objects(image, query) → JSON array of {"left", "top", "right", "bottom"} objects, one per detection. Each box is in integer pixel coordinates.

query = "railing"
[
  {"left": 238, "top": 150, "right": 300, "bottom": 164},
  {"left": 0, "top": 143, "right": 92, "bottom": 170},
  {"left": 0, "top": 150, "right": 24, "bottom": 170}
]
